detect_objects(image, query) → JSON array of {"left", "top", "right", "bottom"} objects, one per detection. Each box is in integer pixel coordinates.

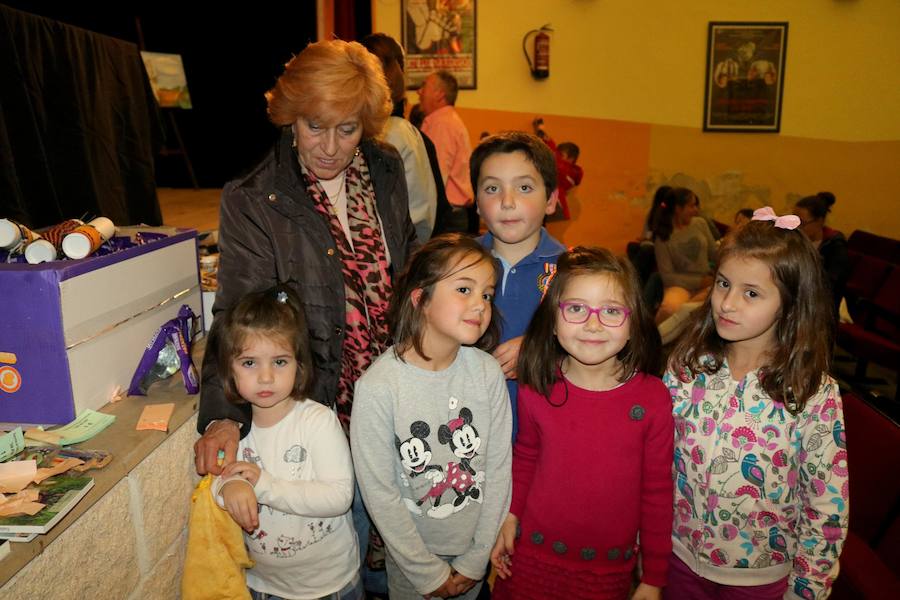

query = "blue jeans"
[
  {"left": 352, "top": 483, "right": 388, "bottom": 594},
  {"left": 249, "top": 572, "right": 364, "bottom": 600}
]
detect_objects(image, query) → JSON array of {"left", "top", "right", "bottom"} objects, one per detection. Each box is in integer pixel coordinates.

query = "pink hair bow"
[{"left": 752, "top": 206, "right": 801, "bottom": 230}]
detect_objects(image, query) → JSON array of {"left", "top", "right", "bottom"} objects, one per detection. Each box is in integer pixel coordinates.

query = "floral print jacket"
[{"left": 665, "top": 362, "right": 848, "bottom": 600}]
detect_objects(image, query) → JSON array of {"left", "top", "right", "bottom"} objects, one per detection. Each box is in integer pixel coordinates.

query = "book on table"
[
  {"left": 0, "top": 475, "right": 94, "bottom": 534},
  {"left": 0, "top": 532, "right": 37, "bottom": 543}
]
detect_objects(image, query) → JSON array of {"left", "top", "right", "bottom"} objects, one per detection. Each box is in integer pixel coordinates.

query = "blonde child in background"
[
  {"left": 351, "top": 234, "right": 512, "bottom": 600},
  {"left": 664, "top": 208, "right": 848, "bottom": 600},
  {"left": 212, "top": 286, "right": 360, "bottom": 600},
  {"left": 491, "top": 247, "right": 674, "bottom": 600}
]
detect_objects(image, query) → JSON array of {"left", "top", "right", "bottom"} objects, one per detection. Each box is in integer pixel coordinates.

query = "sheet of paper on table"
[
  {"left": 0, "top": 428, "right": 25, "bottom": 463},
  {"left": 136, "top": 403, "right": 176, "bottom": 432},
  {"left": 25, "top": 409, "right": 116, "bottom": 446}
]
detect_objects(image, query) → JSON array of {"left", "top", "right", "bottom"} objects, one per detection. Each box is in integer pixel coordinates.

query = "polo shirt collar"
[{"left": 480, "top": 229, "right": 565, "bottom": 267}]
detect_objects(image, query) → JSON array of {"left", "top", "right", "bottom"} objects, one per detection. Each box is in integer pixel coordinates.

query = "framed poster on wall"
[
  {"left": 703, "top": 22, "right": 788, "bottom": 132},
  {"left": 402, "top": 0, "right": 476, "bottom": 89}
]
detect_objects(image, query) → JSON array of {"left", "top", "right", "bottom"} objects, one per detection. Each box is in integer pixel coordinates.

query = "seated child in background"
[
  {"left": 212, "top": 286, "right": 360, "bottom": 600},
  {"left": 532, "top": 117, "right": 583, "bottom": 220}
]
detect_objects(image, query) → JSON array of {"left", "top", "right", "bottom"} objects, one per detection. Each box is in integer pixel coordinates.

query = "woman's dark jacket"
[{"left": 198, "top": 129, "right": 419, "bottom": 437}]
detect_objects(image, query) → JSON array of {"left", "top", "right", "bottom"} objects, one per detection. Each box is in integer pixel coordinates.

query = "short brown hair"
[
  {"left": 470, "top": 131, "right": 557, "bottom": 199},
  {"left": 214, "top": 285, "right": 314, "bottom": 405},
  {"left": 518, "top": 247, "right": 662, "bottom": 397},
  {"left": 433, "top": 70, "right": 459, "bottom": 105},
  {"left": 266, "top": 39, "right": 391, "bottom": 139},
  {"left": 389, "top": 233, "right": 501, "bottom": 362},
  {"left": 668, "top": 220, "right": 834, "bottom": 414}
]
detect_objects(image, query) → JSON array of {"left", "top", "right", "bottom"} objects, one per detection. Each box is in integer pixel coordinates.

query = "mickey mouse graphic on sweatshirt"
[{"left": 351, "top": 346, "right": 512, "bottom": 595}]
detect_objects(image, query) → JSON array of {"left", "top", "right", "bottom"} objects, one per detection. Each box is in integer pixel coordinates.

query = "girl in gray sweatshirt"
[{"left": 351, "top": 235, "right": 512, "bottom": 600}]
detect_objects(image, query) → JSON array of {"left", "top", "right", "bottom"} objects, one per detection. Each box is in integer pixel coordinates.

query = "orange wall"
[
  {"left": 455, "top": 107, "right": 900, "bottom": 251},
  {"left": 376, "top": 1, "right": 900, "bottom": 246}
]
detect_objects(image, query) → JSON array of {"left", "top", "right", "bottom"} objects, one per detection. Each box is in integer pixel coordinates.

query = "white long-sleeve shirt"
[
  {"left": 382, "top": 116, "right": 437, "bottom": 241},
  {"left": 214, "top": 400, "right": 358, "bottom": 599}
]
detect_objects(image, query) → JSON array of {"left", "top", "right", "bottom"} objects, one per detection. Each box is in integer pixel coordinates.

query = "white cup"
[
  {"left": 61, "top": 217, "right": 117, "bottom": 259},
  {"left": 89, "top": 217, "right": 116, "bottom": 240},
  {"left": 0, "top": 219, "right": 21, "bottom": 249},
  {"left": 25, "top": 239, "right": 58, "bottom": 264}
]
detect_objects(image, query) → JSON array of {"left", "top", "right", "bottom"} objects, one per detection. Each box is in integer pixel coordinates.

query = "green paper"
[
  {"left": 0, "top": 428, "right": 25, "bottom": 462},
  {"left": 47, "top": 410, "right": 116, "bottom": 446}
]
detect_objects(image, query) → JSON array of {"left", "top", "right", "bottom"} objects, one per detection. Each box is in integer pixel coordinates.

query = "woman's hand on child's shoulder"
[
  {"left": 222, "top": 460, "right": 262, "bottom": 486},
  {"left": 631, "top": 583, "right": 662, "bottom": 600},
  {"left": 221, "top": 480, "right": 259, "bottom": 532},
  {"left": 490, "top": 513, "right": 519, "bottom": 580}
]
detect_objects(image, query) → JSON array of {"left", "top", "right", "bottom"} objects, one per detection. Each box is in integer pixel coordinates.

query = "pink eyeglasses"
[{"left": 558, "top": 302, "right": 631, "bottom": 327}]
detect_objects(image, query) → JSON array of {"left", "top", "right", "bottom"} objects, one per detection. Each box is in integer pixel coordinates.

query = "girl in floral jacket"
[{"left": 663, "top": 208, "right": 848, "bottom": 600}]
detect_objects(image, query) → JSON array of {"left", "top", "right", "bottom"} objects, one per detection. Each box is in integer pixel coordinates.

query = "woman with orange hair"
[{"left": 194, "top": 39, "right": 418, "bottom": 598}]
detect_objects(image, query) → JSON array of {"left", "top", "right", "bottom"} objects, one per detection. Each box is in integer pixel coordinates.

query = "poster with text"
[
  {"left": 703, "top": 22, "right": 787, "bottom": 132},
  {"left": 403, "top": 0, "right": 476, "bottom": 89}
]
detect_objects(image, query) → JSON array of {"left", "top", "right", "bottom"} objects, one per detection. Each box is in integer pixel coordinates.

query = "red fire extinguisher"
[{"left": 523, "top": 24, "right": 552, "bottom": 79}]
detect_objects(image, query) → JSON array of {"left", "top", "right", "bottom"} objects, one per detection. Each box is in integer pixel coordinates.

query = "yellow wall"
[{"left": 375, "top": 0, "right": 900, "bottom": 248}]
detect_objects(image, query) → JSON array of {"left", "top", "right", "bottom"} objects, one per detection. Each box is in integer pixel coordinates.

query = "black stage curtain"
[{"left": 0, "top": 4, "right": 163, "bottom": 228}]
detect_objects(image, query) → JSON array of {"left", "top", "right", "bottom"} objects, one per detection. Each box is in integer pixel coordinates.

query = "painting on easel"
[{"left": 140, "top": 52, "right": 193, "bottom": 109}]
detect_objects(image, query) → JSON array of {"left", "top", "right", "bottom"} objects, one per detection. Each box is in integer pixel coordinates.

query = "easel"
[
  {"left": 136, "top": 17, "right": 199, "bottom": 189},
  {"left": 158, "top": 109, "right": 199, "bottom": 189}
]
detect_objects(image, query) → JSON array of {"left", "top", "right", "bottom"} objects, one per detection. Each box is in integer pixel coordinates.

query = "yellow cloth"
[{"left": 182, "top": 475, "right": 254, "bottom": 600}]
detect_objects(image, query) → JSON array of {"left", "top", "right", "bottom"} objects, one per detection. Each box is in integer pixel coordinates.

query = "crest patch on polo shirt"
[{"left": 537, "top": 263, "right": 557, "bottom": 298}]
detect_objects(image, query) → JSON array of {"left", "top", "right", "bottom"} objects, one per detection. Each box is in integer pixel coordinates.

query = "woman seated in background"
[
  {"left": 794, "top": 191, "right": 850, "bottom": 314},
  {"left": 651, "top": 187, "right": 716, "bottom": 327}
]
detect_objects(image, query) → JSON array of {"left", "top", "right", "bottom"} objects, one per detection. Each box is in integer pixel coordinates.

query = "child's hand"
[
  {"left": 450, "top": 570, "right": 477, "bottom": 596},
  {"left": 221, "top": 480, "right": 259, "bottom": 532},
  {"left": 490, "top": 513, "right": 519, "bottom": 580},
  {"left": 631, "top": 582, "right": 662, "bottom": 600},
  {"left": 222, "top": 460, "right": 261, "bottom": 486},
  {"left": 492, "top": 336, "right": 523, "bottom": 379},
  {"left": 425, "top": 573, "right": 461, "bottom": 598}
]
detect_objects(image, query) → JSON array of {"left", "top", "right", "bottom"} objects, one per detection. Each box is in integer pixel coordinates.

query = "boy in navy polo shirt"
[{"left": 472, "top": 131, "right": 565, "bottom": 440}]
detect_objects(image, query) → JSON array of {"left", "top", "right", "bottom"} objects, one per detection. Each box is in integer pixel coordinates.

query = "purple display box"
[{"left": 0, "top": 229, "right": 201, "bottom": 426}]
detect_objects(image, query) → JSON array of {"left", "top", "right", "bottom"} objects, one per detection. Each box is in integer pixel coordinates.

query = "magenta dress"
[{"left": 493, "top": 374, "right": 674, "bottom": 600}]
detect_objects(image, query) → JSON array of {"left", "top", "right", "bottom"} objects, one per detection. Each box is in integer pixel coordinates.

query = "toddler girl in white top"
[{"left": 213, "top": 285, "right": 361, "bottom": 600}]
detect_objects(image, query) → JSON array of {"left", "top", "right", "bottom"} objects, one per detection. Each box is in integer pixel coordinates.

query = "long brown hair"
[
  {"left": 389, "top": 234, "right": 501, "bottom": 362},
  {"left": 518, "top": 246, "right": 661, "bottom": 397},
  {"left": 668, "top": 220, "right": 834, "bottom": 414},
  {"left": 650, "top": 187, "right": 696, "bottom": 242}
]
